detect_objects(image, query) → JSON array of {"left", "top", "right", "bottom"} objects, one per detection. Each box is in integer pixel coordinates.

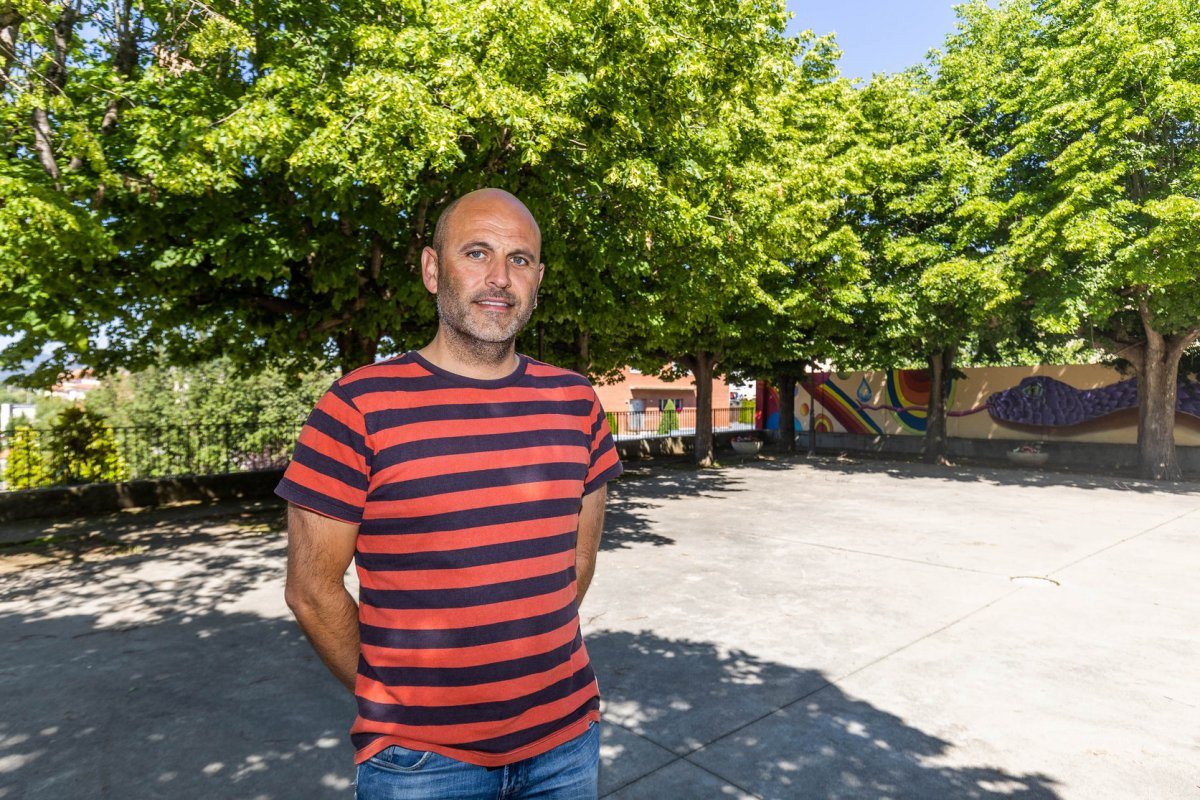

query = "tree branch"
[
  {"left": 30, "top": 3, "right": 79, "bottom": 181},
  {"left": 0, "top": 6, "right": 21, "bottom": 92}
]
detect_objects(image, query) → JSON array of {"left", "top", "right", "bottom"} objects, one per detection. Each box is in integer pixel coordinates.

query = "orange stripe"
[
  {"left": 357, "top": 552, "right": 572, "bottom": 592},
  {"left": 356, "top": 516, "right": 577, "bottom": 554},
  {"left": 358, "top": 586, "right": 576, "bottom": 631},
  {"left": 284, "top": 460, "right": 365, "bottom": 507},
  {"left": 339, "top": 361, "right": 429, "bottom": 385},
  {"left": 316, "top": 390, "right": 368, "bottom": 433},
  {"left": 355, "top": 634, "right": 589, "bottom": 707},
  {"left": 350, "top": 683, "right": 598, "bottom": 748},
  {"left": 298, "top": 425, "right": 366, "bottom": 470},
  {"left": 361, "top": 623, "right": 579, "bottom": 669},
  {"left": 366, "top": 480, "right": 581, "bottom": 519},
  {"left": 353, "top": 385, "right": 594, "bottom": 414},
  {"left": 371, "top": 446, "right": 586, "bottom": 487},
  {"left": 373, "top": 414, "right": 586, "bottom": 449}
]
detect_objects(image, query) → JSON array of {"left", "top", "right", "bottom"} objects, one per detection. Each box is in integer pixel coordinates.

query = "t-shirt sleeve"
[
  {"left": 584, "top": 389, "right": 624, "bottom": 495},
  {"left": 275, "top": 383, "right": 371, "bottom": 524}
]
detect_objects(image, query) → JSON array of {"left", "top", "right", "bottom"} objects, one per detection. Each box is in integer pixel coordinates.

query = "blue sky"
[{"left": 785, "top": 0, "right": 964, "bottom": 82}]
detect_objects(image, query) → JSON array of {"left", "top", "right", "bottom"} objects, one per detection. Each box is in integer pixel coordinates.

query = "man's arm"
[
  {"left": 284, "top": 503, "right": 360, "bottom": 692},
  {"left": 575, "top": 485, "right": 607, "bottom": 608}
]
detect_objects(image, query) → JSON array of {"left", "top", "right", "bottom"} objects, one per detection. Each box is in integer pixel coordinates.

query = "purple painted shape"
[{"left": 986, "top": 376, "right": 1200, "bottom": 427}]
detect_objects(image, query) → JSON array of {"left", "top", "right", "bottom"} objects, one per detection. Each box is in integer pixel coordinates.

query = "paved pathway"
[{"left": 2, "top": 457, "right": 1198, "bottom": 799}]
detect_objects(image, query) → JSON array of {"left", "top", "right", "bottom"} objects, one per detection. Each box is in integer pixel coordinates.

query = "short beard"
[{"left": 435, "top": 278, "right": 536, "bottom": 367}]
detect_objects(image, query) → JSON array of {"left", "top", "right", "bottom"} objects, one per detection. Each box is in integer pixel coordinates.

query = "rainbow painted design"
[
  {"left": 884, "top": 369, "right": 957, "bottom": 433},
  {"left": 815, "top": 380, "right": 883, "bottom": 435}
]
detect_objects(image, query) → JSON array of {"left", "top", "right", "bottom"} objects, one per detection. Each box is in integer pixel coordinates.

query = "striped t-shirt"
[{"left": 275, "top": 351, "right": 623, "bottom": 767}]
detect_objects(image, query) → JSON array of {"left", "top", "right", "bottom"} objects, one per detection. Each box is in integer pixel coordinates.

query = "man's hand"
[
  {"left": 575, "top": 485, "right": 607, "bottom": 608},
  {"left": 284, "top": 504, "right": 360, "bottom": 692}
]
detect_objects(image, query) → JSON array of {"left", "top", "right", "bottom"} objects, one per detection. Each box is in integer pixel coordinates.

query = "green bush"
[
  {"left": 47, "top": 407, "right": 128, "bottom": 485},
  {"left": 4, "top": 427, "right": 51, "bottom": 489},
  {"left": 657, "top": 404, "right": 680, "bottom": 435}
]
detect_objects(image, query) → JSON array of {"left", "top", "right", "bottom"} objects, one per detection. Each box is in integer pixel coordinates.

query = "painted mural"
[{"left": 757, "top": 364, "right": 1200, "bottom": 447}]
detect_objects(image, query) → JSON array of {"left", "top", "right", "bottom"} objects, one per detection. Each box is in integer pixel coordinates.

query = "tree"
[
  {"left": 722, "top": 42, "right": 869, "bottom": 455},
  {"left": 942, "top": 0, "right": 1200, "bottom": 480},
  {"left": 46, "top": 406, "right": 126, "bottom": 484},
  {"left": 86, "top": 354, "right": 334, "bottom": 477},
  {"left": 848, "top": 72, "right": 1018, "bottom": 463}
]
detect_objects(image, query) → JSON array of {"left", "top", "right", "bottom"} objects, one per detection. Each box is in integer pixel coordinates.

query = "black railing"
[
  {"left": 605, "top": 404, "right": 756, "bottom": 441},
  {"left": 0, "top": 422, "right": 302, "bottom": 491}
]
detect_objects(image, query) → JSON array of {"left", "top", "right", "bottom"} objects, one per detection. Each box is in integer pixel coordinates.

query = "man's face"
[{"left": 421, "top": 194, "right": 544, "bottom": 346}]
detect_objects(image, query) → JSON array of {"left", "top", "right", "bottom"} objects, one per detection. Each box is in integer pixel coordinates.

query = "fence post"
[{"left": 224, "top": 422, "right": 231, "bottom": 474}]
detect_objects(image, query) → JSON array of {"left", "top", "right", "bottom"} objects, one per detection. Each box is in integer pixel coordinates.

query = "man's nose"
[{"left": 485, "top": 261, "right": 512, "bottom": 289}]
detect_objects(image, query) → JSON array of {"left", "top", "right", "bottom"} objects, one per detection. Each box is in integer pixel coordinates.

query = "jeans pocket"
[{"left": 366, "top": 744, "right": 434, "bottom": 773}]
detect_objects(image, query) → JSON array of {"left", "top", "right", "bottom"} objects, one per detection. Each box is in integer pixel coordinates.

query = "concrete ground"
[{"left": 1, "top": 456, "right": 1198, "bottom": 799}]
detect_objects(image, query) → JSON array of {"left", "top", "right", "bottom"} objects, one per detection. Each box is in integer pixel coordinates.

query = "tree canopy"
[{"left": 3, "top": 0, "right": 1198, "bottom": 477}]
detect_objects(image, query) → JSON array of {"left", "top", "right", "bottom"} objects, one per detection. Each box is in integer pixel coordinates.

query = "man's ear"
[{"left": 420, "top": 247, "right": 439, "bottom": 294}]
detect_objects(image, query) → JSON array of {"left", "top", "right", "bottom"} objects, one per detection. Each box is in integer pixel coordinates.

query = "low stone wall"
[
  {"left": 1, "top": 431, "right": 767, "bottom": 523},
  {"left": 795, "top": 431, "right": 1200, "bottom": 475},
  {"left": 0, "top": 469, "right": 285, "bottom": 524},
  {"left": 614, "top": 429, "right": 756, "bottom": 461}
]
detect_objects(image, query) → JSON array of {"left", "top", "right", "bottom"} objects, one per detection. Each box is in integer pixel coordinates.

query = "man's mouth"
[{"left": 475, "top": 297, "right": 515, "bottom": 310}]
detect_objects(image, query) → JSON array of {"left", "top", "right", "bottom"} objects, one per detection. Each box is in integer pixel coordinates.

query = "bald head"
[{"left": 432, "top": 189, "right": 542, "bottom": 258}]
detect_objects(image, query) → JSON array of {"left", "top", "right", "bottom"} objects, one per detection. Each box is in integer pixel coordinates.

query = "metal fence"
[
  {"left": 605, "top": 403, "right": 757, "bottom": 441},
  {"left": 0, "top": 422, "right": 302, "bottom": 491},
  {"left": 1, "top": 402, "right": 760, "bottom": 491}
]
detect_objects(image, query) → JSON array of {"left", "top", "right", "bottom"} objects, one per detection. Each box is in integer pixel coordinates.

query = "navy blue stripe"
[
  {"left": 360, "top": 568, "right": 573, "bottom": 610},
  {"left": 343, "top": 372, "right": 591, "bottom": 397},
  {"left": 461, "top": 696, "right": 597, "bottom": 753},
  {"left": 305, "top": 407, "right": 371, "bottom": 459},
  {"left": 275, "top": 478, "right": 364, "bottom": 523},
  {"left": 374, "top": 430, "right": 588, "bottom": 471},
  {"left": 356, "top": 531, "right": 576, "bottom": 572},
  {"left": 365, "top": 399, "right": 593, "bottom": 430},
  {"left": 362, "top": 635, "right": 583, "bottom": 688},
  {"left": 357, "top": 664, "right": 597, "bottom": 727},
  {"left": 359, "top": 497, "right": 582, "bottom": 536},
  {"left": 367, "top": 463, "right": 588, "bottom": 503},
  {"left": 584, "top": 460, "right": 623, "bottom": 495},
  {"left": 359, "top": 601, "right": 578, "bottom": 650},
  {"left": 290, "top": 442, "right": 369, "bottom": 490}
]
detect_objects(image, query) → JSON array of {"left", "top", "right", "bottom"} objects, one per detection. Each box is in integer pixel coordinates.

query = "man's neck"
[{"left": 418, "top": 329, "right": 520, "bottom": 381}]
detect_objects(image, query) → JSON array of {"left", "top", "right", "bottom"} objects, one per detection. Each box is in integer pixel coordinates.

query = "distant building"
[
  {"left": 592, "top": 366, "right": 733, "bottom": 416},
  {"left": 0, "top": 402, "right": 36, "bottom": 431},
  {"left": 51, "top": 369, "right": 101, "bottom": 402}
]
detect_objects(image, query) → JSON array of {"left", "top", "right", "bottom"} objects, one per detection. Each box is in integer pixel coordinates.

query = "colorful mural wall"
[{"left": 757, "top": 364, "right": 1200, "bottom": 447}]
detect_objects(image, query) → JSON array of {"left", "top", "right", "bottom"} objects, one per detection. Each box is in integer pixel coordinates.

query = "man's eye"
[
  {"left": 466, "top": 250, "right": 486, "bottom": 260},
  {"left": 511, "top": 256, "right": 529, "bottom": 267}
]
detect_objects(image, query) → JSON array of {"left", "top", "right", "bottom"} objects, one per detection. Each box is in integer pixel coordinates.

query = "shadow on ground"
[
  {"left": 0, "top": 524, "right": 355, "bottom": 800},
  {"left": 588, "top": 629, "right": 1061, "bottom": 799},
  {"left": 603, "top": 464, "right": 749, "bottom": 552},
  {"left": 739, "top": 452, "right": 1200, "bottom": 495}
]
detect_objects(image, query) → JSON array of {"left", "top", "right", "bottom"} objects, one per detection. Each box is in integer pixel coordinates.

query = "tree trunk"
[
  {"left": 575, "top": 329, "right": 590, "bottom": 376},
  {"left": 0, "top": 8, "right": 21, "bottom": 92},
  {"left": 29, "top": 4, "right": 78, "bottom": 181},
  {"left": 684, "top": 351, "right": 717, "bottom": 467},
  {"left": 922, "top": 344, "right": 957, "bottom": 464},
  {"left": 776, "top": 374, "right": 797, "bottom": 454},
  {"left": 1131, "top": 307, "right": 1199, "bottom": 480},
  {"left": 335, "top": 330, "right": 379, "bottom": 375}
]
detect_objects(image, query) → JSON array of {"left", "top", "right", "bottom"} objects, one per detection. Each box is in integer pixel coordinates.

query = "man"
[{"left": 278, "top": 188, "right": 622, "bottom": 800}]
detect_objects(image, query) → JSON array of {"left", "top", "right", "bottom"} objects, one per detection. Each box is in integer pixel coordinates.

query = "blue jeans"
[{"left": 355, "top": 721, "right": 600, "bottom": 800}]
